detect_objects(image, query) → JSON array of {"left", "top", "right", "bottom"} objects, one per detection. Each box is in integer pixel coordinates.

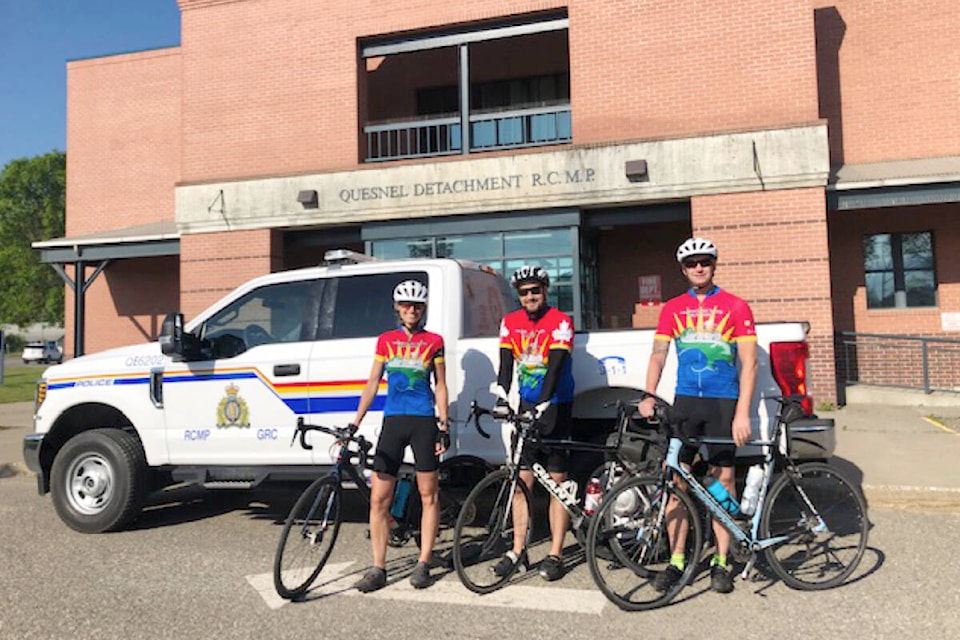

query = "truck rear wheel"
[{"left": 50, "top": 429, "right": 148, "bottom": 533}]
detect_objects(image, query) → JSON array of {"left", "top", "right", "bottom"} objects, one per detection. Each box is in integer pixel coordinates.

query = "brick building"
[{"left": 34, "top": 0, "right": 960, "bottom": 404}]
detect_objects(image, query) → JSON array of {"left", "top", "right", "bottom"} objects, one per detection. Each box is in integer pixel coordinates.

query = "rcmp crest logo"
[{"left": 217, "top": 383, "right": 250, "bottom": 428}]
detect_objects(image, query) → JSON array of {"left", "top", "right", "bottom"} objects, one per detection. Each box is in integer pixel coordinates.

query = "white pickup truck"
[{"left": 24, "top": 251, "right": 833, "bottom": 532}]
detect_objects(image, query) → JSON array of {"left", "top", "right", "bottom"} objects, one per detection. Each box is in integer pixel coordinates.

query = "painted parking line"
[
  {"left": 922, "top": 416, "right": 960, "bottom": 436},
  {"left": 247, "top": 562, "right": 608, "bottom": 615}
]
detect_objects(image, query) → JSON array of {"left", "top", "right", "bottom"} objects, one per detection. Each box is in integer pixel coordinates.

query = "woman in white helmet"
[{"left": 350, "top": 279, "right": 449, "bottom": 593}]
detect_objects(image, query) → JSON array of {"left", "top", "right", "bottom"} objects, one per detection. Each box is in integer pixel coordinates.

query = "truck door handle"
[{"left": 274, "top": 364, "right": 301, "bottom": 376}]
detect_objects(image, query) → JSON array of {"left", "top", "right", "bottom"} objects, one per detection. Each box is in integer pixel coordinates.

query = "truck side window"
[
  {"left": 462, "top": 267, "right": 520, "bottom": 338},
  {"left": 329, "top": 271, "right": 429, "bottom": 339},
  {"left": 200, "top": 279, "right": 321, "bottom": 357}
]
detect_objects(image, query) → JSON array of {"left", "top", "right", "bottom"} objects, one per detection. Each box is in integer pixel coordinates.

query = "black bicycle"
[
  {"left": 273, "top": 418, "right": 486, "bottom": 600},
  {"left": 451, "top": 400, "right": 657, "bottom": 594}
]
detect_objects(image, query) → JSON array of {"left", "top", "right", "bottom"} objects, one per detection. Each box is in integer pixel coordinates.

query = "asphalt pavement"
[{"left": 3, "top": 395, "right": 960, "bottom": 509}]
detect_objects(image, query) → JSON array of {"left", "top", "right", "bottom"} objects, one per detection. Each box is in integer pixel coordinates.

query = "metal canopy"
[
  {"left": 32, "top": 221, "right": 180, "bottom": 357},
  {"left": 828, "top": 155, "right": 960, "bottom": 211}
]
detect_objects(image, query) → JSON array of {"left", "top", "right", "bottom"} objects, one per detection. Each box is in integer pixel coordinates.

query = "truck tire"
[{"left": 50, "top": 429, "right": 148, "bottom": 533}]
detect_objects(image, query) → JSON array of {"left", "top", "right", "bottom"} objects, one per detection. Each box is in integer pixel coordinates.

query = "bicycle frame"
[{"left": 663, "top": 432, "right": 828, "bottom": 558}]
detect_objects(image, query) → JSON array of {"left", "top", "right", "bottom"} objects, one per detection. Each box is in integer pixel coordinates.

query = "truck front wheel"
[{"left": 50, "top": 429, "right": 148, "bottom": 533}]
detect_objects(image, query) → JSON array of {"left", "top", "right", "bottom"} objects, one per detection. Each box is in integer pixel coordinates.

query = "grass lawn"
[{"left": 0, "top": 367, "right": 41, "bottom": 404}]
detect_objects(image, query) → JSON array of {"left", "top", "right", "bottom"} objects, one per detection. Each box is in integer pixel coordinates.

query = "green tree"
[{"left": 0, "top": 151, "right": 66, "bottom": 326}]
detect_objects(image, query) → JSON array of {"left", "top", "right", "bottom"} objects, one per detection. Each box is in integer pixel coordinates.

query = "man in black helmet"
[{"left": 491, "top": 265, "right": 576, "bottom": 582}]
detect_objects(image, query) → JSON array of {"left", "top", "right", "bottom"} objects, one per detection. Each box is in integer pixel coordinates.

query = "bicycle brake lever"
[
  {"left": 469, "top": 401, "right": 492, "bottom": 440},
  {"left": 290, "top": 417, "right": 304, "bottom": 447}
]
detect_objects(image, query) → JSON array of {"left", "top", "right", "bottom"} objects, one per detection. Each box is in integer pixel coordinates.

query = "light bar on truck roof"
[{"left": 322, "top": 249, "right": 378, "bottom": 265}]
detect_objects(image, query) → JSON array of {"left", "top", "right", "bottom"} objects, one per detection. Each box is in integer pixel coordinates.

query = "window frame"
[{"left": 862, "top": 230, "right": 937, "bottom": 310}]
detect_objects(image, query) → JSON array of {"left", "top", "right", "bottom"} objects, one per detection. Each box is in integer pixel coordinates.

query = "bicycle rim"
[
  {"left": 586, "top": 475, "right": 702, "bottom": 611},
  {"left": 761, "top": 462, "right": 869, "bottom": 590},
  {"left": 453, "top": 468, "right": 533, "bottom": 594},
  {"left": 273, "top": 476, "right": 342, "bottom": 599}
]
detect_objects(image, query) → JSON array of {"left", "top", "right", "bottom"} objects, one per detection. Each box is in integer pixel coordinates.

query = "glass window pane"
[
  {"left": 437, "top": 234, "right": 501, "bottom": 260},
  {"left": 865, "top": 272, "right": 894, "bottom": 308},
  {"left": 504, "top": 229, "right": 568, "bottom": 257},
  {"left": 901, "top": 232, "right": 933, "bottom": 269},
  {"left": 372, "top": 238, "right": 433, "bottom": 259},
  {"left": 863, "top": 234, "right": 893, "bottom": 271},
  {"left": 905, "top": 270, "right": 936, "bottom": 306}
]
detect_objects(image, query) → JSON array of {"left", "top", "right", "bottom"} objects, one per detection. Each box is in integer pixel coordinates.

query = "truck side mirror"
[{"left": 159, "top": 313, "right": 185, "bottom": 358}]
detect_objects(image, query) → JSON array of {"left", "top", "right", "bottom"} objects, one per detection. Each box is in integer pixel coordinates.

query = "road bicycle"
[
  {"left": 273, "top": 418, "right": 486, "bottom": 600},
  {"left": 586, "top": 392, "right": 869, "bottom": 610},
  {"left": 451, "top": 399, "right": 656, "bottom": 594}
]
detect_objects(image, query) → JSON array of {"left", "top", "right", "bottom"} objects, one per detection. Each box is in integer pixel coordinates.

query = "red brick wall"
[
  {"left": 66, "top": 48, "right": 181, "bottom": 235},
  {"left": 691, "top": 188, "right": 836, "bottom": 404},
  {"left": 179, "top": 228, "right": 284, "bottom": 320},
  {"left": 176, "top": 0, "right": 819, "bottom": 182},
  {"left": 63, "top": 256, "right": 180, "bottom": 357},
  {"left": 813, "top": 1, "right": 960, "bottom": 165},
  {"left": 829, "top": 203, "right": 960, "bottom": 336}
]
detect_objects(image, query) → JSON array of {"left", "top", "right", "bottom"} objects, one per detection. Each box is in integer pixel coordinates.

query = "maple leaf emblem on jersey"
[{"left": 552, "top": 320, "right": 573, "bottom": 343}]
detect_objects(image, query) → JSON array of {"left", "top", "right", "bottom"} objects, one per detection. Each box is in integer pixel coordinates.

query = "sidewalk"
[{"left": 3, "top": 399, "right": 960, "bottom": 509}]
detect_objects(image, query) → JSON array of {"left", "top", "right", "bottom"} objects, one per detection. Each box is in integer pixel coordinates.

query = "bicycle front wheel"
[
  {"left": 273, "top": 476, "right": 342, "bottom": 599},
  {"left": 761, "top": 462, "right": 869, "bottom": 590},
  {"left": 452, "top": 468, "right": 533, "bottom": 594},
  {"left": 586, "top": 474, "right": 702, "bottom": 611}
]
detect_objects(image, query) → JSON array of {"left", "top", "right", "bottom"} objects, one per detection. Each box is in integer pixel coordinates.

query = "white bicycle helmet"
[
  {"left": 510, "top": 265, "right": 550, "bottom": 288},
  {"left": 676, "top": 237, "right": 718, "bottom": 263},
  {"left": 393, "top": 280, "right": 428, "bottom": 303}
]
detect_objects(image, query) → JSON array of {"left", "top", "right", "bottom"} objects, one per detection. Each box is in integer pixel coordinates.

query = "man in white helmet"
[
  {"left": 351, "top": 279, "right": 450, "bottom": 592},
  {"left": 638, "top": 237, "right": 758, "bottom": 594}
]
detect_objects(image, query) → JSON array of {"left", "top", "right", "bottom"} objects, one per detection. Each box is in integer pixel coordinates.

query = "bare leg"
[
  {"left": 416, "top": 470, "right": 440, "bottom": 564},
  {"left": 511, "top": 469, "right": 535, "bottom": 555},
  {"left": 547, "top": 470, "right": 569, "bottom": 557},
  {"left": 369, "top": 472, "right": 396, "bottom": 569},
  {"left": 711, "top": 465, "right": 736, "bottom": 560}
]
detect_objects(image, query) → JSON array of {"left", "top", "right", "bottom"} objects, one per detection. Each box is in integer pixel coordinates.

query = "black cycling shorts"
[
  {"left": 518, "top": 401, "right": 572, "bottom": 474},
  {"left": 673, "top": 395, "right": 738, "bottom": 468},
  {"left": 373, "top": 415, "right": 439, "bottom": 477}
]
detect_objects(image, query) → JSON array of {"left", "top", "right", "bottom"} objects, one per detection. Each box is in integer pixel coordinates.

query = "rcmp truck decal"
[{"left": 46, "top": 368, "right": 387, "bottom": 415}]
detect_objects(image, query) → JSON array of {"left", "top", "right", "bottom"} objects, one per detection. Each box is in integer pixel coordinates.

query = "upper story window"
[
  {"left": 862, "top": 231, "right": 937, "bottom": 309},
  {"left": 360, "top": 12, "right": 570, "bottom": 162}
]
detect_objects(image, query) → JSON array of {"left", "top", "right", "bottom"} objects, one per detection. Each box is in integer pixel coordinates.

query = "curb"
[{"left": 863, "top": 484, "right": 960, "bottom": 513}]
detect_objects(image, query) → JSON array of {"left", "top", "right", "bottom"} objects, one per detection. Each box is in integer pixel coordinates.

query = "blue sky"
[{"left": 0, "top": 1, "right": 181, "bottom": 169}]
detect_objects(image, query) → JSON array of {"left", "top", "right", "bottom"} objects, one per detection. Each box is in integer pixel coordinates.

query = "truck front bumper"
[{"left": 22, "top": 433, "right": 47, "bottom": 494}]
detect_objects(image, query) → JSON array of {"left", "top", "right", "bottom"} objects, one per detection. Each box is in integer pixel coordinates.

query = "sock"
[
  {"left": 711, "top": 554, "right": 728, "bottom": 568},
  {"left": 670, "top": 553, "right": 685, "bottom": 570}
]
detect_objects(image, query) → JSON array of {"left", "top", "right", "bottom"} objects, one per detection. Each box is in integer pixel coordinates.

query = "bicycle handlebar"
[
  {"left": 290, "top": 417, "right": 372, "bottom": 454},
  {"left": 468, "top": 400, "right": 539, "bottom": 441}
]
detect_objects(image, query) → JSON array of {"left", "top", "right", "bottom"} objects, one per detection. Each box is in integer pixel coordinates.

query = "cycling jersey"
[
  {"left": 500, "top": 307, "right": 575, "bottom": 404},
  {"left": 375, "top": 326, "right": 445, "bottom": 417},
  {"left": 654, "top": 286, "right": 756, "bottom": 399}
]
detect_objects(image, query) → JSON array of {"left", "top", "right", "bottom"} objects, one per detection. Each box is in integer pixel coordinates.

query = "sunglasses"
[
  {"left": 518, "top": 286, "right": 543, "bottom": 297},
  {"left": 682, "top": 258, "right": 715, "bottom": 269},
  {"left": 397, "top": 301, "right": 426, "bottom": 310}
]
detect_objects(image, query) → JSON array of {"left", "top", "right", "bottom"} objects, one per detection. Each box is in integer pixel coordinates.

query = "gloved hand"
[
  {"left": 435, "top": 429, "right": 451, "bottom": 451},
  {"left": 519, "top": 402, "right": 551, "bottom": 425},
  {"left": 491, "top": 398, "right": 511, "bottom": 420}
]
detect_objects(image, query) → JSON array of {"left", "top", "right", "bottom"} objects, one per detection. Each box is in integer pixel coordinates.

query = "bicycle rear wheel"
[
  {"left": 761, "top": 461, "right": 869, "bottom": 590},
  {"left": 452, "top": 468, "right": 533, "bottom": 594},
  {"left": 273, "top": 476, "right": 342, "bottom": 599},
  {"left": 586, "top": 474, "right": 702, "bottom": 611}
]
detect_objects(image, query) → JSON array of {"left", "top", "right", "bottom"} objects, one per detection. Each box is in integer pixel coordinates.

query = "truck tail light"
[{"left": 769, "top": 342, "right": 813, "bottom": 415}]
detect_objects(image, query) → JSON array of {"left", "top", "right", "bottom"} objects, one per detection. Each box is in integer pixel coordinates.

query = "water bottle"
[
  {"left": 561, "top": 479, "right": 578, "bottom": 501},
  {"left": 583, "top": 478, "right": 602, "bottom": 516},
  {"left": 739, "top": 465, "right": 764, "bottom": 516},
  {"left": 704, "top": 476, "right": 740, "bottom": 516},
  {"left": 390, "top": 476, "right": 413, "bottom": 520}
]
